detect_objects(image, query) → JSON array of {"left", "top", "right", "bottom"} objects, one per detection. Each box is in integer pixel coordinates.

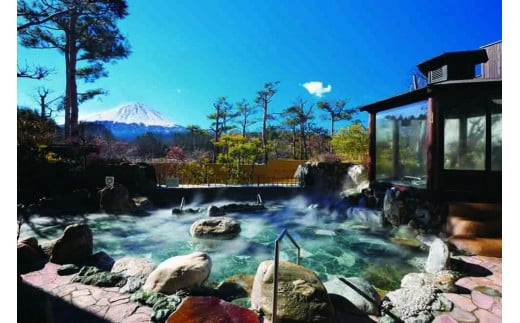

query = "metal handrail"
[{"left": 272, "top": 228, "right": 300, "bottom": 323}]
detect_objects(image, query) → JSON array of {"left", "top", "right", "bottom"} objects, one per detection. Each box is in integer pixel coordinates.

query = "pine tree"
[{"left": 18, "top": 0, "right": 131, "bottom": 139}]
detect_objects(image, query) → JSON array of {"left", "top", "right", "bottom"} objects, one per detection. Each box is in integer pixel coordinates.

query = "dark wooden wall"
[{"left": 481, "top": 41, "right": 502, "bottom": 79}]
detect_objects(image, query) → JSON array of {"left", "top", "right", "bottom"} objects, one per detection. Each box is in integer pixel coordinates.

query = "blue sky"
[{"left": 16, "top": 0, "right": 502, "bottom": 132}]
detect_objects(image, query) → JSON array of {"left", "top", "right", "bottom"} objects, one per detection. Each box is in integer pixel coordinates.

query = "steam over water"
[{"left": 19, "top": 195, "right": 427, "bottom": 289}]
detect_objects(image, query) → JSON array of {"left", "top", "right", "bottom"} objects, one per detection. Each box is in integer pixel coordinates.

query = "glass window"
[
  {"left": 490, "top": 97, "right": 502, "bottom": 171},
  {"left": 375, "top": 100, "right": 428, "bottom": 187},
  {"left": 443, "top": 99, "right": 486, "bottom": 170}
]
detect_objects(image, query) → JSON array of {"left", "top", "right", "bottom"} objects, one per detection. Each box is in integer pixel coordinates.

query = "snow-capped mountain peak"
[{"left": 81, "top": 102, "right": 174, "bottom": 127}]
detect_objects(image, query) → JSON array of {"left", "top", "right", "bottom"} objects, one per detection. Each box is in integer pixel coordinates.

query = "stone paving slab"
[
  {"left": 19, "top": 255, "right": 503, "bottom": 323},
  {"left": 434, "top": 255, "right": 502, "bottom": 323},
  {"left": 20, "top": 262, "right": 153, "bottom": 323}
]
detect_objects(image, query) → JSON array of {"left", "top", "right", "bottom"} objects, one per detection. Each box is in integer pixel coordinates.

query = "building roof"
[
  {"left": 358, "top": 78, "right": 501, "bottom": 113},
  {"left": 417, "top": 49, "right": 488, "bottom": 76}
]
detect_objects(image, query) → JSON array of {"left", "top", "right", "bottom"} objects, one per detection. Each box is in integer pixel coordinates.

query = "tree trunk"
[
  {"left": 64, "top": 7, "right": 78, "bottom": 140},
  {"left": 299, "top": 124, "right": 305, "bottom": 160},
  {"left": 69, "top": 9, "right": 79, "bottom": 140},
  {"left": 330, "top": 115, "right": 334, "bottom": 153},
  {"left": 262, "top": 101, "right": 268, "bottom": 164},
  {"left": 64, "top": 46, "right": 71, "bottom": 139},
  {"left": 292, "top": 126, "right": 296, "bottom": 159}
]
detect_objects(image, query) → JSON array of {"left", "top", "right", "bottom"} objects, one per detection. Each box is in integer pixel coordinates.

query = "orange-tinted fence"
[{"left": 152, "top": 160, "right": 306, "bottom": 187}]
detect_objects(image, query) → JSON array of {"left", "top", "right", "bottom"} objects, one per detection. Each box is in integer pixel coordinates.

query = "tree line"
[{"left": 17, "top": 0, "right": 369, "bottom": 168}]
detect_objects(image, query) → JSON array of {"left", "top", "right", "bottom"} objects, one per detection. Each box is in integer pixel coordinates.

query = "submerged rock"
[
  {"left": 207, "top": 205, "right": 225, "bottom": 217},
  {"left": 172, "top": 207, "right": 200, "bottom": 215},
  {"left": 190, "top": 216, "right": 241, "bottom": 240},
  {"left": 220, "top": 203, "right": 266, "bottom": 213},
  {"left": 142, "top": 252, "right": 212, "bottom": 295}
]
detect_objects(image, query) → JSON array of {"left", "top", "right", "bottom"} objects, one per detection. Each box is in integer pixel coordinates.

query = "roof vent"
[{"left": 429, "top": 65, "right": 447, "bottom": 83}]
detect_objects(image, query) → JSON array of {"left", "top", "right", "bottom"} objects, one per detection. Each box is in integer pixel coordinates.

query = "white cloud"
[{"left": 302, "top": 81, "right": 332, "bottom": 97}]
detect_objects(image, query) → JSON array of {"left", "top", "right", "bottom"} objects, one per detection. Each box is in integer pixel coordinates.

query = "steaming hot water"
[{"left": 19, "top": 195, "right": 428, "bottom": 291}]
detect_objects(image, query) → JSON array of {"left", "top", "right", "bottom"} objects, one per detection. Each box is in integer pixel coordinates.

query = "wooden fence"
[{"left": 152, "top": 159, "right": 306, "bottom": 186}]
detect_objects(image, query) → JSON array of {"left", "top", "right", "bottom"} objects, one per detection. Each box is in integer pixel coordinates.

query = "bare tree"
[{"left": 33, "top": 86, "right": 62, "bottom": 118}]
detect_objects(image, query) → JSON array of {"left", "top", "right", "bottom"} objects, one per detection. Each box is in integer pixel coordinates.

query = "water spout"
[
  {"left": 341, "top": 164, "right": 369, "bottom": 197},
  {"left": 257, "top": 194, "right": 263, "bottom": 205},
  {"left": 180, "top": 197, "right": 185, "bottom": 211}
]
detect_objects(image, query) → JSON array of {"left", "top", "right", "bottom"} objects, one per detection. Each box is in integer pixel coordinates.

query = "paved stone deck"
[
  {"left": 433, "top": 255, "right": 502, "bottom": 323},
  {"left": 20, "top": 263, "right": 152, "bottom": 323},
  {"left": 19, "top": 255, "right": 502, "bottom": 323}
]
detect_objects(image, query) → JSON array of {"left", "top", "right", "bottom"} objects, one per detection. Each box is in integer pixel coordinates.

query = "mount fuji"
[{"left": 80, "top": 102, "right": 187, "bottom": 140}]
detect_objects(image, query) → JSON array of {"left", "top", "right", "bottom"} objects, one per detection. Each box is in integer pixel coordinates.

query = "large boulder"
[
  {"left": 190, "top": 217, "right": 241, "bottom": 240},
  {"left": 17, "top": 237, "right": 46, "bottom": 274},
  {"left": 142, "top": 252, "right": 212, "bottom": 294},
  {"left": 98, "top": 183, "right": 132, "bottom": 213},
  {"left": 323, "top": 276, "right": 381, "bottom": 316},
  {"left": 46, "top": 223, "right": 93, "bottom": 265},
  {"left": 251, "top": 260, "right": 335, "bottom": 323},
  {"left": 424, "top": 238, "right": 450, "bottom": 274}
]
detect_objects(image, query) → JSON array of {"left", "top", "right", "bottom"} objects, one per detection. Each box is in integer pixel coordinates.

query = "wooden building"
[{"left": 359, "top": 41, "right": 502, "bottom": 204}]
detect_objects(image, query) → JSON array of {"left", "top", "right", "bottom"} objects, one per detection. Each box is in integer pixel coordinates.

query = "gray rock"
[
  {"left": 111, "top": 256, "right": 157, "bottom": 294},
  {"left": 190, "top": 216, "right": 241, "bottom": 239},
  {"left": 86, "top": 251, "right": 115, "bottom": 271},
  {"left": 430, "top": 294, "right": 453, "bottom": 312},
  {"left": 48, "top": 223, "right": 93, "bottom": 265},
  {"left": 324, "top": 276, "right": 380, "bottom": 316},
  {"left": 251, "top": 260, "right": 335, "bottom": 323},
  {"left": 346, "top": 207, "right": 384, "bottom": 227},
  {"left": 17, "top": 237, "right": 46, "bottom": 273},
  {"left": 72, "top": 266, "right": 126, "bottom": 287},
  {"left": 98, "top": 183, "right": 131, "bottom": 213},
  {"left": 142, "top": 252, "right": 212, "bottom": 295},
  {"left": 383, "top": 284, "right": 436, "bottom": 320},
  {"left": 401, "top": 271, "right": 460, "bottom": 293},
  {"left": 404, "top": 311, "right": 434, "bottom": 323},
  {"left": 425, "top": 238, "right": 450, "bottom": 274},
  {"left": 207, "top": 205, "right": 225, "bottom": 217},
  {"left": 120, "top": 276, "right": 145, "bottom": 293},
  {"left": 111, "top": 257, "right": 157, "bottom": 278},
  {"left": 57, "top": 264, "right": 80, "bottom": 275}
]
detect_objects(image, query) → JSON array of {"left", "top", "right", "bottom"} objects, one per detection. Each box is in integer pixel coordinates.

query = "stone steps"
[{"left": 446, "top": 203, "right": 502, "bottom": 257}]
